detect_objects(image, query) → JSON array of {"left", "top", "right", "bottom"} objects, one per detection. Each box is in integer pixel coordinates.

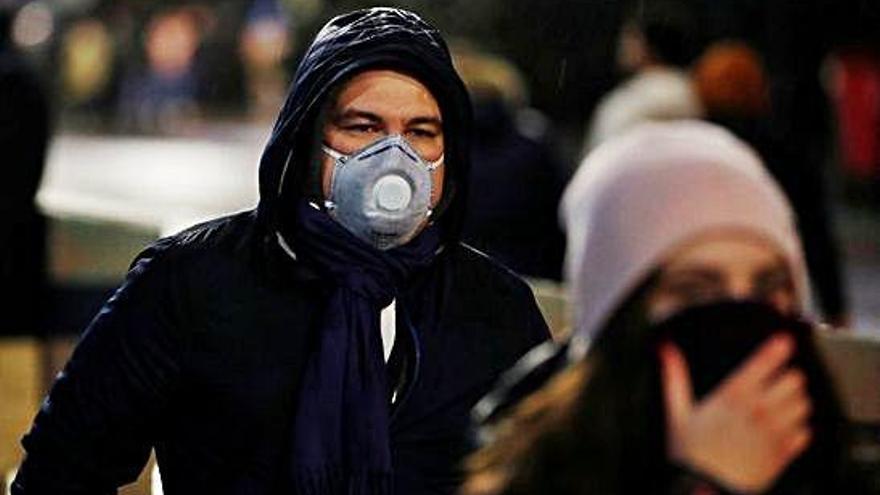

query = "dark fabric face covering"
[
  {"left": 652, "top": 300, "right": 812, "bottom": 398},
  {"left": 652, "top": 300, "right": 854, "bottom": 493}
]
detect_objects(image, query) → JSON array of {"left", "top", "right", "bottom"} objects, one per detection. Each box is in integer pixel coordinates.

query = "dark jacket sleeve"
[
  {"left": 12, "top": 242, "right": 186, "bottom": 494},
  {"left": 520, "top": 282, "right": 553, "bottom": 349}
]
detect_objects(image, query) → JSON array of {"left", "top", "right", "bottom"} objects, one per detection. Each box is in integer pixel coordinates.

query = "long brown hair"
[
  {"left": 462, "top": 281, "right": 666, "bottom": 495},
  {"left": 462, "top": 279, "right": 860, "bottom": 495}
]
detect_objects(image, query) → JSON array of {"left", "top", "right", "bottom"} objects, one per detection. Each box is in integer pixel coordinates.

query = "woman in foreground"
[{"left": 464, "top": 121, "right": 864, "bottom": 495}]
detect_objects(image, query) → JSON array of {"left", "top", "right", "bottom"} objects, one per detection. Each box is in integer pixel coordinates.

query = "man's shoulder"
[
  {"left": 442, "top": 243, "right": 551, "bottom": 351},
  {"left": 130, "top": 210, "right": 259, "bottom": 275}
]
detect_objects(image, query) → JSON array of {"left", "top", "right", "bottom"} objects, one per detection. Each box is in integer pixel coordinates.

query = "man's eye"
[
  {"left": 407, "top": 128, "right": 438, "bottom": 138},
  {"left": 345, "top": 124, "right": 379, "bottom": 133}
]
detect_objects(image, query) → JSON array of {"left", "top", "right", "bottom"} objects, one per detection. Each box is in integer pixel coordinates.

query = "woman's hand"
[{"left": 659, "top": 334, "right": 812, "bottom": 493}]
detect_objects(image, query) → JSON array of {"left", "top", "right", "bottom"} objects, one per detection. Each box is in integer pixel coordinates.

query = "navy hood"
[{"left": 257, "top": 7, "right": 473, "bottom": 245}]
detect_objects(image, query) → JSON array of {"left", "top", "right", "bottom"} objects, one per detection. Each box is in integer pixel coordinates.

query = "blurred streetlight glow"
[{"left": 12, "top": 1, "right": 54, "bottom": 48}]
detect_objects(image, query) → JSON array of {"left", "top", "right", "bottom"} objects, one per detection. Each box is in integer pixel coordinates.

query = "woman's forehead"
[{"left": 659, "top": 230, "right": 787, "bottom": 273}]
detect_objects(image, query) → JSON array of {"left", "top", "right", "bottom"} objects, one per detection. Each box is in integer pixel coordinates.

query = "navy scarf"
[{"left": 285, "top": 200, "right": 440, "bottom": 494}]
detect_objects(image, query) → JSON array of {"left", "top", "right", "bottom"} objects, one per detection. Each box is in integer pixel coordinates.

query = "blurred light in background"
[
  {"left": 12, "top": 1, "right": 53, "bottom": 48},
  {"left": 61, "top": 18, "right": 112, "bottom": 105}
]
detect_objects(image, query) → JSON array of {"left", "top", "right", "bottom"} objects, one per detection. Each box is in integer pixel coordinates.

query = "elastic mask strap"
[
  {"left": 426, "top": 155, "right": 443, "bottom": 215},
  {"left": 426, "top": 154, "right": 444, "bottom": 171},
  {"left": 322, "top": 145, "right": 347, "bottom": 162},
  {"left": 325, "top": 141, "right": 442, "bottom": 174}
]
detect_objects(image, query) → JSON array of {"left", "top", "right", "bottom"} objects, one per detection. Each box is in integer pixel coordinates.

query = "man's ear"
[
  {"left": 298, "top": 78, "right": 347, "bottom": 203},
  {"left": 299, "top": 127, "right": 326, "bottom": 202},
  {"left": 431, "top": 173, "right": 455, "bottom": 224}
]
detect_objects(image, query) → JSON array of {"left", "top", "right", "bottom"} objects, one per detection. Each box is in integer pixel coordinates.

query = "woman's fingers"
[
  {"left": 660, "top": 342, "right": 694, "bottom": 430},
  {"left": 764, "top": 369, "right": 807, "bottom": 406},
  {"left": 661, "top": 333, "right": 814, "bottom": 492},
  {"left": 762, "top": 369, "right": 812, "bottom": 436},
  {"left": 659, "top": 341, "right": 696, "bottom": 462},
  {"left": 783, "top": 427, "right": 812, "bottom": 459}
]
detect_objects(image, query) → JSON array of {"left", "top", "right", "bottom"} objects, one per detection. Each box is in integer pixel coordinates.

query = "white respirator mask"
[{"left": 322, "top": 135, "right": 443, "bottom": 250}]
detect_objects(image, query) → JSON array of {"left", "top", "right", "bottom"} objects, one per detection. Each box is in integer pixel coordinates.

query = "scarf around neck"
[{"left": 284, "top": 200, "right": 441, "bottom": 494}]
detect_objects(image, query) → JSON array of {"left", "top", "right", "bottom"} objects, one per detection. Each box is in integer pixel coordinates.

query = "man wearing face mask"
[{"left": 12, "top": 8, "right": 550, "bottom": 495}]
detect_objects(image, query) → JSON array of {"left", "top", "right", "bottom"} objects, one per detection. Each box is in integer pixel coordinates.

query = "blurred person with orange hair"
[
  {"left": 693, "top": 40, "right": 850, "bottom": 329},
  {"left": 693, "top": 41, "right": 769, "bottom": 118}
]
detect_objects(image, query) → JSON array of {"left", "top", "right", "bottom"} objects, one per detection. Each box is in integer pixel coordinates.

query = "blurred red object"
[{"left": 830, "top": 49, "right": 880, "bottom": 180}]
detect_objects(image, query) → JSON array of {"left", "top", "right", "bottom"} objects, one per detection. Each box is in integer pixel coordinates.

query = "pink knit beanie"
[{"left": 561, "top": 121, "right": 808, "bottom": 346}]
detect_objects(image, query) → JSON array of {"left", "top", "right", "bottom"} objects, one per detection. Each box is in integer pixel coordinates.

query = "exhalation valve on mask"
[{"left": 323, "top": 135, "right": 442, "bottom": 250}]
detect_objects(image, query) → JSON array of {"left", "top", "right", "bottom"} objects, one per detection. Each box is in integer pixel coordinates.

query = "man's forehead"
[{"left": 330, "top": 70, "right": 439, "bottom": 110}]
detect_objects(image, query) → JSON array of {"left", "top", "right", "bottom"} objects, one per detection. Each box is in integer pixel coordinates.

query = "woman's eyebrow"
[
  {"left": 662, "top": 267, "right": 724, "bottom": 284},
  {"left": 756, "top": 263, "right": 792, "bottom": 281}
]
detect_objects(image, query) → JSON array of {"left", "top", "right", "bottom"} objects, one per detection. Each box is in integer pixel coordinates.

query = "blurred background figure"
[
  {"left": 0, "top": 1, "right": 50, "bottom": 338},
  {"left": 59, "top": 17, "right": 115, "bottom": 127},
  {"left": 239, "top": 0, "right": 292, "bottom": 123},
  {"left": 1, "top": 1, "right": 50, "bottom": 486},
  {"left": 454, "top": 42, "right": 567, "bottom": 281},
  {"left": 753, "top": 1, "right": 861, "bottom": 329},
  {"left": 583, "top": 0, "right": 704, "bottom": 153},
  {"left": 693, "top": 40, "right": 851, "bottom": 327},
  {"left": 116, "top": 6, "right": 202, "bottom": 133}
]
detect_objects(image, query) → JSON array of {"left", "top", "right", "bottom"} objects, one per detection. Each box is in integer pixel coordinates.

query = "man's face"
[
  {"left": 320, "top": 70, "right": 445, "bottom": 208},
  {"left": 616, "top": 22, "right": 648, "bottom": 73}
]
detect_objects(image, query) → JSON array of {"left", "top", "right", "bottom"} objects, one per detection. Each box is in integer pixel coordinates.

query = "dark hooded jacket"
[{"left": 12, "top": 8, "right": 550, "bottom": 495}]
